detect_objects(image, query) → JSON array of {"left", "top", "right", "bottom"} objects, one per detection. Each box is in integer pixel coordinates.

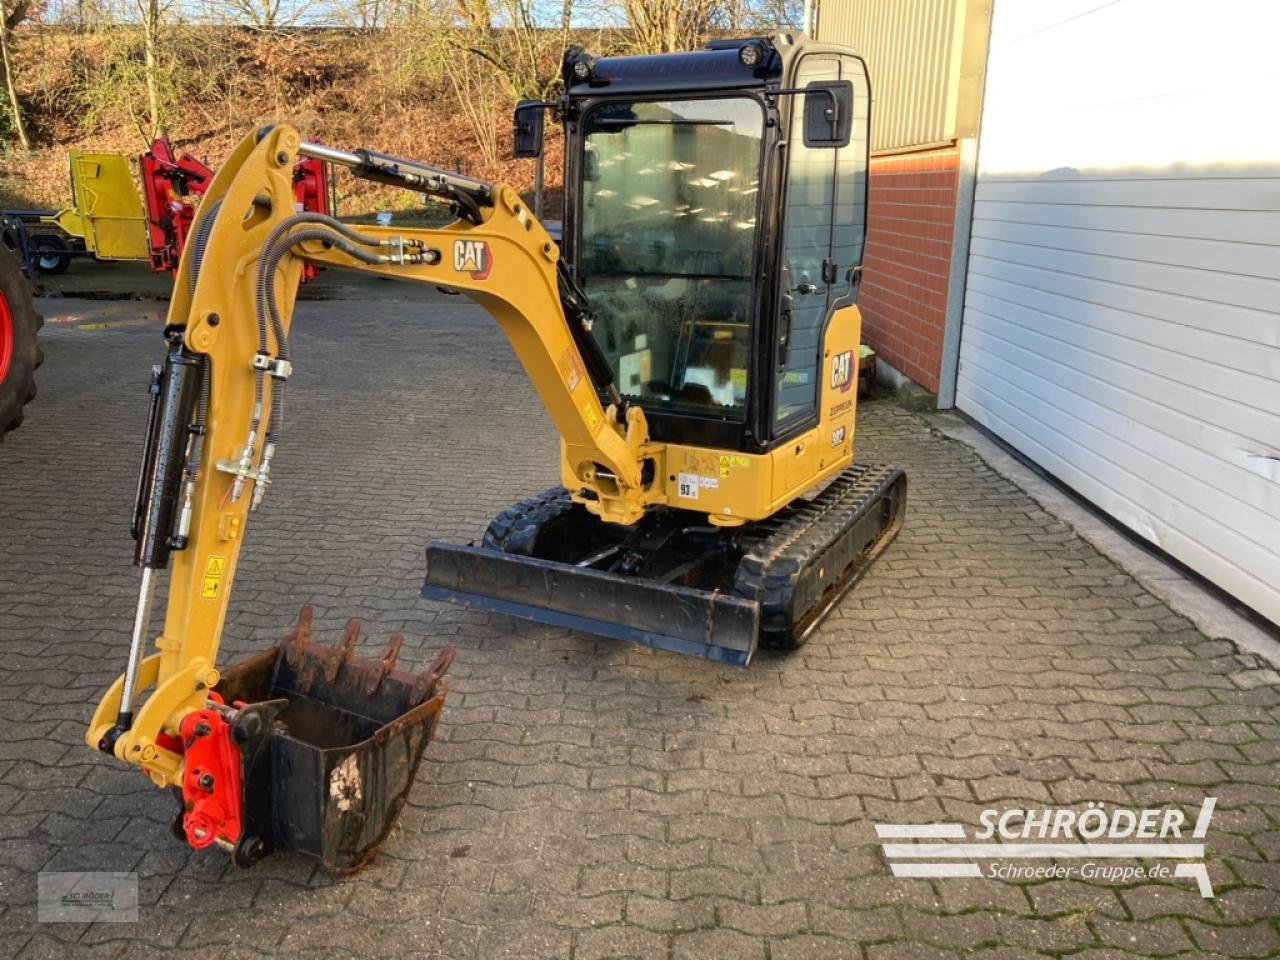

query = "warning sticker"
[
  {"left": 559, "top": 348, "right": 586, "bottom": 393},
  {"left": 719, "top": 455, "right": 731, "bottom": 479},
  {"left": 201, "top": 555, "right": 226, "bottom": 600},
  {"left": 583, "top": 403, "right": 600, "bottom": 429}
]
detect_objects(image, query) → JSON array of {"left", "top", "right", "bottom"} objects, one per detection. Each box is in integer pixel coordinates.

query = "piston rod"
[
  {"left": 298, "top": 141, "right": 493, "bottom": 208},
  {"left": 119, "top": 566, "right": 157, "bottom": 728}
]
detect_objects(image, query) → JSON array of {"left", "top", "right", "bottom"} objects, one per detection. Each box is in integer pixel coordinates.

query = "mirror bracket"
[
  {"left": 512, "top": 100, "right": 555, "bottom": 159},
  {"left": 770, "top": 81, "right": 854, "bottom": 148}
]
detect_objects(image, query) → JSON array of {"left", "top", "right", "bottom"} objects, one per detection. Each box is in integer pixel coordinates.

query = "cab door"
[{"left": 771, "top": 49, "right": 870, "bottom": 437}]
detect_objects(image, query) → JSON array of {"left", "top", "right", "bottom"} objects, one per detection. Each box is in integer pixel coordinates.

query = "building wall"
[
  {"left": 815, "top": 0, "right": 991, "bottom": 395},
  {"left": 815, "top": 0, "right": 990, "bottom": 154},
  {"left": 859, "top": 146, "right": 958, "bottom": 392},
  {"left": 956, "top": 0, "right": 1280, "bottom": 625}
]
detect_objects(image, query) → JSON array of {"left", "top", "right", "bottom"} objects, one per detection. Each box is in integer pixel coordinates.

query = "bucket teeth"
[
  {"left": 272, "top": 607, "right": 452, "bottom": 701},
  {"left": 325, "top": 620, "right": 361, "bottom": 683},
  {"left": 412, "top": 646, "right": 457, "bottom": 705},
  {"left": 283, "top": 605, "right": 314, "bottom": 669},
  {"left": 366, "top": 633, "right": 404, "bottom": 696}
]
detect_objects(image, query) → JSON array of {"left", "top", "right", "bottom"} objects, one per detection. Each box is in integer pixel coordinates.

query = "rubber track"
[
  {"left": 481, "top": 485, "right": 574, "bottom": 554},
  {"left": 734, "top": 463, "right": 906, "bottom": 647}
]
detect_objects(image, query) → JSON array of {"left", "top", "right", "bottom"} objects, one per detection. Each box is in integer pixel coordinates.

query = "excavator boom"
[{"left": 86, "top": 124, "right": 664, "bottom": 868}]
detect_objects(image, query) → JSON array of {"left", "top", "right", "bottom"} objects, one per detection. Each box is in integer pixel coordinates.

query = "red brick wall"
[{"left": 860, "top": 146, "right": 960, "bottom": 394}]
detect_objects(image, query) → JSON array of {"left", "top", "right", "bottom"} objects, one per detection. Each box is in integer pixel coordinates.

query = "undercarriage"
[{"left": 424, "top": 464, "right": 906, "bottom": 666}]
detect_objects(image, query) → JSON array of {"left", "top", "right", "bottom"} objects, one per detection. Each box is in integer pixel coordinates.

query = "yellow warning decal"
[
  {"left": 559, "top": 348, "right": 585, "bottom": 393},
  {"left": 201, "top": 555, "right": 226, "bottom": 600},
  {"left": 717, "top": 454, "right": 749, "bottom": 478},
  {"left": 583, "top": 403, "right": 600, "bottom": 429}
]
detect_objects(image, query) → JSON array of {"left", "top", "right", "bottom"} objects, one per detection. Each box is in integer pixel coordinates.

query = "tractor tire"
[
  {"left": 0, "top": 247, "right": 42, "bottom": 441},
  {"left": 32, "top": 234, "right": 71, "bottom": 275}
]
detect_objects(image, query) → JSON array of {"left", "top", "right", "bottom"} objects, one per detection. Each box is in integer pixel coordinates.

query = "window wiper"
[{"left": 593, "top": 119, "right": 733, "bottom": 128}]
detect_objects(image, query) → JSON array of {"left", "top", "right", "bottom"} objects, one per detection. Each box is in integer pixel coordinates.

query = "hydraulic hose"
[
  {"left": 256, "top": 212, "right": 396, "bottom": 366},
  {"left": 256, "top": 218, "right": 396, "bottom": 444},
  {"left": 188, "top": 199, "right": 222, "bottom": 296},
  {"left": 238, "top": 217, "right": 408, "bottom": 509}
]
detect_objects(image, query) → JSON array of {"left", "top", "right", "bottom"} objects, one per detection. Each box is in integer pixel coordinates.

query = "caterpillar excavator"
[{"left": 86, "top": 34, "right": 905, "bottom": 870}]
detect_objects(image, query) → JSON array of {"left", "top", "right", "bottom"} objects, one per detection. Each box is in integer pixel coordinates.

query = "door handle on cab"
[{"left": 777, "top": 307, "right": 792, "bottom": 369}]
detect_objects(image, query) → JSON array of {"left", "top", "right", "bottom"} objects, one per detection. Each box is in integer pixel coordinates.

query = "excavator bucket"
[{"left": 208, "top": 607, "right": 455, "bottom": 872}]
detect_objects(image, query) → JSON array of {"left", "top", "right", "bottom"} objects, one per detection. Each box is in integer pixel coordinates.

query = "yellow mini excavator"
[{"left": 87, "top": 34, "right": 905, "bottom": 869}]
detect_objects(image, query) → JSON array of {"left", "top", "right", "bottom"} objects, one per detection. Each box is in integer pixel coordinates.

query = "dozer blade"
[
  {"left": 204, "top": 607, "right": 455, "bottom": 872},
  {"left": 423, "top": 543, "right": 761, "bottom": 666},
  {"left": 422, "top": 463, "right": 905, "bottom": 666}
]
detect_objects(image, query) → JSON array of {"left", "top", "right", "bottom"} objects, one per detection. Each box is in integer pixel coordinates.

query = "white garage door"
[{"left": 956, "top": 0, "right": 1280, "bottom": 624}]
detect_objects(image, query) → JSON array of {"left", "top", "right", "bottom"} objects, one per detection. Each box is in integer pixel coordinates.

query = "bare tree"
[
  {"left": 622, "top": 0, "right": 718, "bottom": 53},
  {"left": 0, "top": 0, "right": 38, "bottom": 149},
  {"left": 135, "top": 0, "right": 171, "bottom": 136},
  {"left": 220, "top": 0, "right": 286, "bottom": 28},
  {"left": 712, "top": 0, "right": 801, "bottom": 31},
  {"left": 443, "top": 55, "right": 502, "bottom": 167},
  {"left": 616, "top": 0, "right": 802, "bottom": 53},
  {"left": 200, "top": 0, "right": 332, "bottom": 31},
  {"left": 449, "top": 0, "right": 571, "bottom": 100}
]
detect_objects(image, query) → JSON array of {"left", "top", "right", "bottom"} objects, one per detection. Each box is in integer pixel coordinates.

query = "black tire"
[
  {"left": 0, "top": 247, "right": 42, "bottom": 440},
  {"left": 32, "top": 234, "right": 71, "bottom": 275}
]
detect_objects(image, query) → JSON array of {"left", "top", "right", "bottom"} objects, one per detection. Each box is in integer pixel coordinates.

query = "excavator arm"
[{"left": 85, "top": 126, "right": 654, "bottom": 863}]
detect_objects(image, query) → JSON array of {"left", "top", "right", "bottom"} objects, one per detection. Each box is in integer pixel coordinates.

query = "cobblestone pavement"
[{"left": 1, "top": 295, "right": 1277, "bottom": 960}]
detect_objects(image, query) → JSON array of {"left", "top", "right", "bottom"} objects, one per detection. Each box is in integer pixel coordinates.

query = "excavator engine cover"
[{"left": 210, "top": 606, "right": 455, "bottom": 872}]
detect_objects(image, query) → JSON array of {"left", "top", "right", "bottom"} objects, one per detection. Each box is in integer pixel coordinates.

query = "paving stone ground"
[{"left": 1, "top": 293, "right": 1277, "bottom": 959}]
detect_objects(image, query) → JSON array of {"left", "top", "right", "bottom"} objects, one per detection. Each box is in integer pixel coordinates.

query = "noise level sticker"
[
  {"left": 201, "top": 555, "right": 226, "bottom": 599},
  {"left": 677, "top": 474, "right": 719, "bottom": 499}
]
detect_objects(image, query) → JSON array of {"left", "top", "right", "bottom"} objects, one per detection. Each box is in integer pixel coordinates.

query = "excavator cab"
[
  {"left": 561, "top": 40, "right": 866, "bottom": 449},
  {"left": 424, "top": 35, "right": 903, "bottom": 664}
]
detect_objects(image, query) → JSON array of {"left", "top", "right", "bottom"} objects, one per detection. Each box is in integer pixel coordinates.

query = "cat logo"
[
  {"left": 453, "top": 239, "right": 492, "bottom": 280},
  {"left": 830, "top": 350, "right": 854, "bottom": 393}
]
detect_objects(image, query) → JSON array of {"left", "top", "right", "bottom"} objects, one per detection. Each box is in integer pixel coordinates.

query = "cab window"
[{"left": 578, "top": 97, "right": 765, "bottom": 418}]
